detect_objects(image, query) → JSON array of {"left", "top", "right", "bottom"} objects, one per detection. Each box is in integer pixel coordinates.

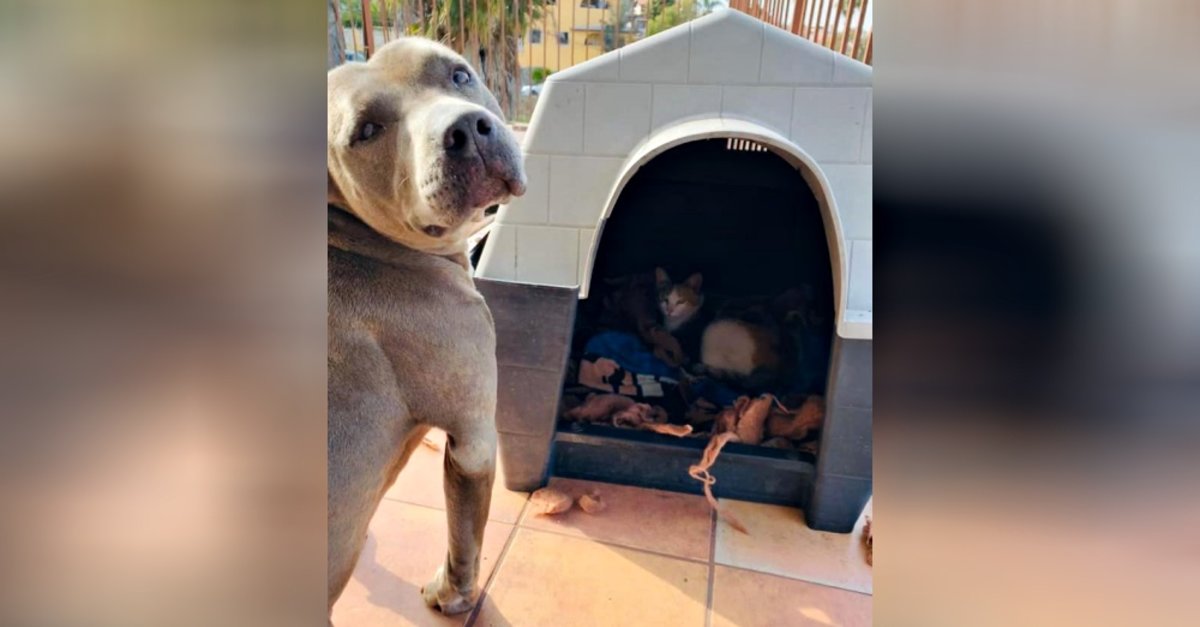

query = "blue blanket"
[{"left": 584, "top": 331, "right": 680, "bottom": 380}]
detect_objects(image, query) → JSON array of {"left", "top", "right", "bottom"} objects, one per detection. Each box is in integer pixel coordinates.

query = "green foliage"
[
  {"left": 416, "top": 0, "right": 551, "bottom": 45},
  {"left": 339, "top": 0, "right": 552, "bottom": 34},
  {"left": 530, "top": 67, "right": 552, "bottom": 84},
  {"left": 646, "top": 0, "right": 672, "bottom": 21},
  {"left": 335, "top": 0, "right": 558, "bottom": 117},
  {"left": 647, "top": 0, "right": 698, "bottom": 36},
  {"left": 339, "top": 0, "right": 375, "bottom": 28}
]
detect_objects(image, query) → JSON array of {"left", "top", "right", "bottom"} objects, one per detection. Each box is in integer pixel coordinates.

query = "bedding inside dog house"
[{"left": 475, "top": 9, "right": 872, "bottom": 532}]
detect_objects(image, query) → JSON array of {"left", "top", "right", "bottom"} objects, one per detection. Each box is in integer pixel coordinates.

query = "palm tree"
[
  {"left": 415, "top": 1, "right": 550, "bottom": 119},
  {"left": 329, "top": 0, "right": 347, "bottom": 68},
  {"left": 603, "top": 0, "right": 639, "bottom": 50},
  {"left": 334, "top": 1, "right": 548, "bottom": 118}
]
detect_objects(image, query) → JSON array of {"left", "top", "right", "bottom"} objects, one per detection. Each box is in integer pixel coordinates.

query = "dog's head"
[{"left": 328, "top": 39, "right": 526, "bottom": 255}]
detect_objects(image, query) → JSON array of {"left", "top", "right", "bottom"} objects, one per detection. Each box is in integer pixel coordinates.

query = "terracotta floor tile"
[
  {"left": 517, "top": 477, "right": 714, "bottom": 562},
  {"left": 714, "top": 500, "right": 872, "bottom": 594},
  {"left": 331, "top": 500, "right": 514, "bottom": 627},
  {"left": 473, "top": 529, "right": 709, "bottom": 627},
  {"left": 710, "top": 566, "right": 872, "bottom": 627},
  {"left": 384, "top": 429, "right": 529, "bottom": 524}
]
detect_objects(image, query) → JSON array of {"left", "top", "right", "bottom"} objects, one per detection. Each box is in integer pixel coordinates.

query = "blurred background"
[
  {"left": 872, "top": 1, "right": 1200, "bottom": 625},
  {"left": 1, "top": 0, "right": 1197, "bottom": 625},
  {"left": 0, "top": 1, "right": 328, "bottom": 626}
]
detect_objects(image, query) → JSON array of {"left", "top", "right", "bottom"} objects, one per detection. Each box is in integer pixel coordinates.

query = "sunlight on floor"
[{"left": 332, "top": 428, "right": 872, "bottom": 626}]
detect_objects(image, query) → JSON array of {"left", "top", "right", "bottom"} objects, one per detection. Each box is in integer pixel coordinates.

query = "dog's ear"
[{"left": 328, "top": 170, "right": 348, "bottom": 208}]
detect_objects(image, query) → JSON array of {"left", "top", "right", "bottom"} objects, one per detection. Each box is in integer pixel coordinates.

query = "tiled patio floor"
[{"left": 333, "top": 430, "right": 872, "bottom": 627}]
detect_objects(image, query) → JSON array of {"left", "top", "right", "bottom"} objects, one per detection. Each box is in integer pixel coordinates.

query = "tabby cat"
[
  {"left": 656, "top": 268, "right": 705, "bottom": 332},
  {"left": 598, "top": 268, "right": 705, "bottom": 367}
]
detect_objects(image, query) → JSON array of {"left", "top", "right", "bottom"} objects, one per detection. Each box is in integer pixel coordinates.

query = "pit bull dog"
[{"left": 326, "top": 38, "right": 525, "bottom": 619}]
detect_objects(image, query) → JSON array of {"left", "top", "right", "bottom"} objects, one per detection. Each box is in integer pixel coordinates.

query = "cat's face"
[{"left": 656, "top": 268, "right": 704, "bottom": 326}]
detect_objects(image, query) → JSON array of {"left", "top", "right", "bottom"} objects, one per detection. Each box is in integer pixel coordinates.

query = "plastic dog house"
[{"left": 475, "top": 9, "right": 872, "bottom": 532}]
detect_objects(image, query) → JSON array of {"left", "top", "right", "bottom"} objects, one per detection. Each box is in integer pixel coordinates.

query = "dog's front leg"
[{"left": 421, "top": 426, "right": 496, "bottom": 615}]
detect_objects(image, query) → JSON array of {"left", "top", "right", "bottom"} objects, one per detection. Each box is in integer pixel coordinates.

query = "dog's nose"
[{"left": 443, "top": 111, "right": 494, "bottom": 154}]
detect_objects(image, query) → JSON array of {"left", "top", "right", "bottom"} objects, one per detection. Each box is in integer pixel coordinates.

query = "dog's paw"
[{"left": 421, "top": 565, "right": 477, "bottom": 615}]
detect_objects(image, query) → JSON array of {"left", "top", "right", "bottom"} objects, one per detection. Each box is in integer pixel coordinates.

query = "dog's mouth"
[
  {"left": 462, "top": 174, "right": 521, "bottom": 219},
  {"left": 420, "top": 201, "right": 504, "bottom": 240},
  {"left": 418, "top": 151, "right": 525, "bottom": 239}
]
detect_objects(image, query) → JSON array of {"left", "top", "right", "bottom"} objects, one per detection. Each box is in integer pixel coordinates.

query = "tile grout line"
[
  {"left": 512, "top": 515, "right": 713, "bottom": 567},
  {"left": 379, "top": 494, "right": 446, "bottom": 509},
  {"left": 756, "top": 21, "right": 766, "bottom": 83},
  {"left": 370, "top": 491, "right": 531, "bottom": 625},
  {"left": 579, "top": 84, "right": 587, "bottom": 152},
  {"left": 513, "top": 220, "right": 521, "bottom": 281},
  {"left": 685, "top": 22, "right": 692, "bottom": 83},
  {"left": 465, "top": 508, "right": 529, "bottom": 627},
  {"left": 704, "top": 499, "right": 875, "bottom": 596},
  {"left": 717, "top": 562, "right": 873, "bottom": 597},
  {"left": 704, "top": 508, "right": 718, "bottom": 627},
  {"left": 379, "top": 492, "right": 530, "bottom": 526}
]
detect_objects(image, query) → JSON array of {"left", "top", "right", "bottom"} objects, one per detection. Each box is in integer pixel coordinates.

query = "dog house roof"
[{"left": 477, "top": 8, "right": 872, "bottom": 340}]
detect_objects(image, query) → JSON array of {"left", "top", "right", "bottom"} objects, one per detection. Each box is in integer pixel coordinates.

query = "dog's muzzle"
[{"left": 438, "top": 111, "right": 525, "bottom": 206}]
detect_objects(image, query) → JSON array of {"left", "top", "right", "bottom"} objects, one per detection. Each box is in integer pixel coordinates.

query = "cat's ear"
[
  {"left": 685, "top": 273, "right": 703, "bottom": 290},
  {"left": 655, "top": 267, "right": 671, "bottom": 288}
]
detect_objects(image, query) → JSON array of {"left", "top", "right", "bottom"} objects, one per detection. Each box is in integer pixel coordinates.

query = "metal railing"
[
  {"left": 328, "top": 1, "right": 872, "bottom": 121},
  {"left": 729, "top": 0, "right": 872, "bottom": 64}
]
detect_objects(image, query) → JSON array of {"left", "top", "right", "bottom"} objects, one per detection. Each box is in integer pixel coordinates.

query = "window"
[
  {"left": 530, "top": 29, "right": 542, "bottom": 44},
  {"left": 579, "top": 0, "right": 609, "bottom": 7},
  {"left": 558, "top": 32, "right": 569, "bottom": 45}
]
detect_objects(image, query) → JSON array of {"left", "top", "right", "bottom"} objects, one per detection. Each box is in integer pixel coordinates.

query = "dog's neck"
[{"left": 328, "top": 205, "right": 471, "bottom": 271}]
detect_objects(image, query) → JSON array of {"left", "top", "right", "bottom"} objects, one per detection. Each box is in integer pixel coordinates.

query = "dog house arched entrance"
[{"left": 578, "top": 119, "right": 848, "bottom": 329}]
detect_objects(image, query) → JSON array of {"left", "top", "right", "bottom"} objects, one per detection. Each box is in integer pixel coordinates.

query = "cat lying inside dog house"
[{"left": 474, "top": 8, "right": 872, "bottom": 532}]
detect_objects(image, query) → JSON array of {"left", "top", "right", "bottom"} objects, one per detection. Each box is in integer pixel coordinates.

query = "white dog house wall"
[{"left": 474, "top": 9, "right": 872, "bottom": 532}]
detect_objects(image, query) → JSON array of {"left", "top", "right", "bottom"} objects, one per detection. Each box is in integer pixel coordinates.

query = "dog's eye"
[
  {"left": 352, "top": 121, "right": 382, "bottom": 145},
  {"left": 452, "top": 68, "right": 472, "bottom": 87}
]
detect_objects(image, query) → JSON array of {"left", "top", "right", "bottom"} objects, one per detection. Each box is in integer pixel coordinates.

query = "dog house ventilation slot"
[{"left": 726, "top": 138, "right": 769, "bottom": 152}]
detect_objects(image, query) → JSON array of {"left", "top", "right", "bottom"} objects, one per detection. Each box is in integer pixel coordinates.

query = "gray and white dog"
[{"left": 326, "top": 38, "right": 525, "bottom": 620}]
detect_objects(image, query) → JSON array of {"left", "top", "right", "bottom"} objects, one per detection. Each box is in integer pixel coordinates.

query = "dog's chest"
[{"left": 330, "top": 248, "right": 497, "bottom": 417}]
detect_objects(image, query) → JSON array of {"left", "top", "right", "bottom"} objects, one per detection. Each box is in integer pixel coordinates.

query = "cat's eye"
[
  {"left": 452, "top": 68, "right": 472, "bottom": 87},
  {"left": 352, "top": 121, "right": 383, "bottom": 146}
]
